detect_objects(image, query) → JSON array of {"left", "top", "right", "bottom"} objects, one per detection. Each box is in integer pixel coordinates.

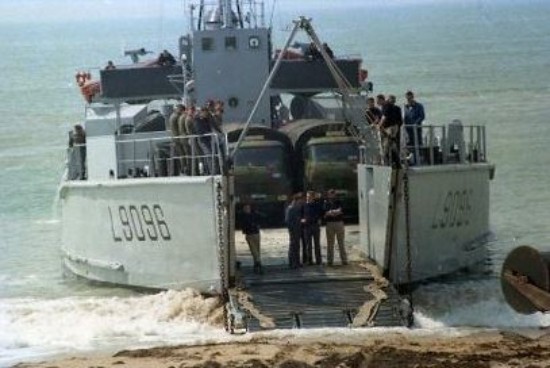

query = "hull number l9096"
[{"left": 108, "top": 204, "right": 171, "bottom": 242}]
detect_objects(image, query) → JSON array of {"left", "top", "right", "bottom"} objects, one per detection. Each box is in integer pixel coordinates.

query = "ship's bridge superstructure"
[{"left": 183, "top": 1, "right": 271, "bottom": 124}]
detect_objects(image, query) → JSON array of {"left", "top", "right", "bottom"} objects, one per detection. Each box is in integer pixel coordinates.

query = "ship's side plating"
[
  {"left": 60, "top": 176, "right": 230, "bottom": 292},
  {"left": 358, "top": 125, "right": 494, "bottom": 284}
]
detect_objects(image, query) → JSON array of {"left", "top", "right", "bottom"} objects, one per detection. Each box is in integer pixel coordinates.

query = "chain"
[
  {"left": 402, "top": 162, "right": 415, "bottom": 327},
  {"left": 216, "top": 180, "right": 230, "bottom": 332}
]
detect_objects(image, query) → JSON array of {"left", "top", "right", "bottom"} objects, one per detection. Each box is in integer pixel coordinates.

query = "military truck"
[
  {"left": 226, "top": 125, "right": 294, "bottom": 227},
  {"left": 280, "top": 119, "right": 360, "bottom": 221}
]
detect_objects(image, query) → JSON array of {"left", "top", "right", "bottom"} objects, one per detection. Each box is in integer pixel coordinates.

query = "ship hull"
[
  {"left": 358, "top": 163, "right": 494, "bottom": 284},
  {"left": 59, "top": 176, "right": 228, "bottom": 293}
]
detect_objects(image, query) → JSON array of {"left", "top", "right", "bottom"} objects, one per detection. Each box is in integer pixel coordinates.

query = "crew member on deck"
[
  {"left": 404, "top": 90, "right": 426, "bottom": 148},
  {"left": 194, "top": 106, "right": 214, "bottom": 174},
  {"left": 169, "top": 104, "right": 186, "bottom": 174},
  {"left": 379, "top": 95, "right": 403, "bottom": 167},
  {"left": 157, "top": 50, "right": 176, "bottom": 66},
  {"left": 322, "top": 43, "right": 334, "bottom": 59},
  {"left": 68, "top": 124, "right": 87, "bottom": 180},
  {"left": 104, "top": 60, "right": 116, "bottom": 70},
  {"left": 365, "top": 97, "right": 382, "bottom": 125},
  {"left": 305, "top": 42, "right": 322, "bottom": 61}
]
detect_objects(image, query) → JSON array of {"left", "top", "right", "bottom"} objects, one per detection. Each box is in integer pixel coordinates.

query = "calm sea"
[{"left": 1, "top": 0, "right": 550, "bottom": 365}]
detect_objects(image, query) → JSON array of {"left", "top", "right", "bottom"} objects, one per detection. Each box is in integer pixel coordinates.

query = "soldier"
[
  {"left": 169, "top": 104, "right": 185, "bottom": 174},
  {"left": 323, "top": 189, "right": 348, "bottom": 266},
  {"left": 302, "top": 191, "right": 323, "bottom": 265},
  {"left": 241, "top": 204, "right": 263, "bottom": 274},
  {"left": 178, "top": 106, "right": 193, "bottom": 173},
  {"left": 285, "top": 193, "right": 304, "bottom": 269},
  {"left": 194, "top": 106, "right": 214, "bottom": 174},
  {"left": 68, "top": 124, "right": 87, "bottom": 179},
  {"left": 378, "top": 95, "right": 403, "bottom": 167},
  {"left": 185, "top": 105, "right": 199, "bottom": 174}
]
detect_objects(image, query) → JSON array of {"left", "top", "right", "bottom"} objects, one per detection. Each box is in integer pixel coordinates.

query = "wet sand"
[{"left": 14, "top": 329, "right": 550, "bottom": 368}]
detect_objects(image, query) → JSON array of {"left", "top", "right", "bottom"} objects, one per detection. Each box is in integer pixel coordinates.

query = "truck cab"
[{"left": 226, "top": 126, "right": 293, "bottom": 227}]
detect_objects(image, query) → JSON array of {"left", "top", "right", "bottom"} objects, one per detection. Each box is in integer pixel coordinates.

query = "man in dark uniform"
[
  {"left": 365, "top": 97, "right": 382, "bottom": 125},
  {"left": 302, "top": 191, "right": 323, "bottom": 265},
  {"left": 241, "top": 203, "right": 263, "bottom": 274},
  {"left": 379, "top": 95, "right": 403, "bottom": 167},
  {"left": 404, "top": 90, "right": 426, "bottom": 148},
  {"left": 285, "top": 193, "right": 304, "bottom": 269}
]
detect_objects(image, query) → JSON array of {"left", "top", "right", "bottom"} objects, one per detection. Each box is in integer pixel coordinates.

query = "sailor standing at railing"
[
  {"left": 169, "top": 104, "right": 186, "bottom": 174},
  {"left": 68, "top": 124, "right": 86, "bottom": 180},
  {"left": 194, "top": 106, "right": 215, "bottom": 174},
  {"left": 378, "top": 95, "right": 403, "bottom": 167},
  {"left": 404, "top": 90, "right": 425, "bottom": 148},
  {"left": 364, "top": 97, "right": 383, "bottom": 164}
]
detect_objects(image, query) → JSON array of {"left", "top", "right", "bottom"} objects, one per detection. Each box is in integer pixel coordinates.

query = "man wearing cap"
[{"left": 323, "top": 189, "right": 348, "bottom": 266}]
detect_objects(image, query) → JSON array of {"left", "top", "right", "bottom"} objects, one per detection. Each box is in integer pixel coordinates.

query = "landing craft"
[{"left": 60, "top": 0, "right": 494, "bottom": 331}]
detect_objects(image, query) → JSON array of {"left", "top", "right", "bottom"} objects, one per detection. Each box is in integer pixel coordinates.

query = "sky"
[{"left": 0, "top": 0, "right": 531, "bottom": 24}]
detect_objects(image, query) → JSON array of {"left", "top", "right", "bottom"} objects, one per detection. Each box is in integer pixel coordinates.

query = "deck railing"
[
  {"left": 360, "top": 122, "right": 488, "bottom": 167},
  {"left": 66, "top": 132, "right": 226, "bottom": 181},
  {"left": 116, "top": 132, "right": 226, "bottom": 178}
]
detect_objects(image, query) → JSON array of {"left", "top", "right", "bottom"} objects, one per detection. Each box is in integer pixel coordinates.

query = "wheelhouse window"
[
  {"left": 225, "top": 36, "right": 237, "bottom": 50},
  {"left": 202, "top": 37, "right": 214, "bottom": 51}
]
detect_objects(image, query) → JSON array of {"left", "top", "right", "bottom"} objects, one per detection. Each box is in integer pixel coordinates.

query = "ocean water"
[{"left": 1, "top": 0, "right": 550, "bottom": 366}]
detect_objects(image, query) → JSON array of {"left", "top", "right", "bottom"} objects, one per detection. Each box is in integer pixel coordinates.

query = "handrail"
[
  {"left": 362, "top": 122, "right": 488, "bottom": 167},
  {"left": 116, "top": 132, "right": 225, "bottom": 178}
]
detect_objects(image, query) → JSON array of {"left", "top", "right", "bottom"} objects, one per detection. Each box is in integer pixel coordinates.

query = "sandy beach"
[{"left": 14, "top": 328, "right": 550, "bottom": 368}]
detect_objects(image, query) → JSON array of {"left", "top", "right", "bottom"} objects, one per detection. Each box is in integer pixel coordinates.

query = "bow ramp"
[{"left": 229, "top": 232, "right": 410, "bottom": 331}]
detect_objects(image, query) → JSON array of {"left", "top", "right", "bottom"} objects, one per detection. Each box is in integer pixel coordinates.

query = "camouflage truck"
[
  {"left": 226, "top": 125, "right": 294, "bottom": 227},
  {"left": 280, "top": 119, "right": 360, "bottom": 221}
]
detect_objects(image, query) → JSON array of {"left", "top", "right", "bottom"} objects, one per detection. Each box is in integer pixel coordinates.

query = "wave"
[{"left": 0, "top": 289, "right": 225, "bottom": 366}]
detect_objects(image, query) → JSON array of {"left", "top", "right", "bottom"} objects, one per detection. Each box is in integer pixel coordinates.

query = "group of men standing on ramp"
[{"left": 285, "top": 189, "right": 348, "bottom": 269}]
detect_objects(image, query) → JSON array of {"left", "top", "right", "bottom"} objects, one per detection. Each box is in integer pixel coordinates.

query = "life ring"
[
  {"left": 80, "top": 81, "right": 101, "bottom": 103},
  {"left": 228, "top": 97, "right": 239, "bottom": 108},
  {"left": 75, "top": 72, "right": 91, "bottom": 87},
  {"left": 359, "top": 69, "right": 368, "bottom": 82}
]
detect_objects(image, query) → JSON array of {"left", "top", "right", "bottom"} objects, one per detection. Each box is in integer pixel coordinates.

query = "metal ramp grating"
[{"left": 232, "top": 263, "right": 407, "bottom": 331}]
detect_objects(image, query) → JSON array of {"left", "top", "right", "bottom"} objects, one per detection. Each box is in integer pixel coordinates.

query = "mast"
[{"left": 223, "top": 0, "right": 233, "bottom": 28}]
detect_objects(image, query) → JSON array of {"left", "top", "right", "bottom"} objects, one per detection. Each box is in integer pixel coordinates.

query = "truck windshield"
[
  {"left": 234, "top": 146, "right": 286, "bottom": 171},
  {"left": 309, "top": 142, "right": 359, "bottom": 162}
]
